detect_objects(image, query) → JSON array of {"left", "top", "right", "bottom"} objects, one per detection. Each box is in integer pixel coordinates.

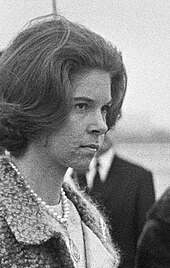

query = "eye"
[{"left": 75, "top": 103, "right": 88, "bottom": 110}]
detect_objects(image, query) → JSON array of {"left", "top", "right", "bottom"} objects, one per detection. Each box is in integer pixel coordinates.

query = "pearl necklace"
[
  {"left": 9, "top": 161, "right": 70, "bottom": 224},
  {"left": 9, "top": 160, "right": 80, "bottom": 263}
]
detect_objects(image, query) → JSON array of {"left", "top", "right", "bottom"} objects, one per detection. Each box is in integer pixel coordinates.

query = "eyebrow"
[
  {"left": 73, "top": 97, "right": 113, "bottom": 105},
  {"left": 73, "top": 97, "right": 94, "bottom": 103}
]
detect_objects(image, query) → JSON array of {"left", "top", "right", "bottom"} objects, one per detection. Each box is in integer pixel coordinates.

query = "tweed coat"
[{"left": 0, "top": 158, "right": 119, "bottom": 268}]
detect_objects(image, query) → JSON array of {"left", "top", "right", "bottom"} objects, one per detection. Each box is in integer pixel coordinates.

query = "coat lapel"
[
  {"left": 82, "top": 222, "right": 118, "bottom": 268},
  {"left": 0, "top": 160, "right": 67, "bottom": 245},
  {"left": 64, "top": 183, "right": 120, "bottom": 268}
]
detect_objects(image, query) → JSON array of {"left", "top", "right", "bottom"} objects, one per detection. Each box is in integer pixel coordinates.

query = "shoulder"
[
  {"left": 136, "top": 217, "right": 170, "bottom": 267},
  {"left": 138, "top": 189, "right": 170, "bottom": 253},
  {"left": 114, "top": 154, "right": 152, "bottom": 175},
  {"left": 138, "top": 217, "right": 170, "bottom": 256},
  {"left": 147, "top": 187, "right": 170, "bottom": 223},
  {"left": 112, "top": 155, "right": 153, "bottom": 187}
]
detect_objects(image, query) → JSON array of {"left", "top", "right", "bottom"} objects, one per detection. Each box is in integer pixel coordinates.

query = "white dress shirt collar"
[{"left": 86, "top": 148, "right": 115, "bottom": 189}]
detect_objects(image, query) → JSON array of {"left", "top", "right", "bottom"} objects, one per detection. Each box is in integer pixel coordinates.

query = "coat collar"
[
  {"left": 0, "top": 159, "right": 68, "bottom": 245},
  {"left": 0, "top": 159, "right": 101, "bottom": 246}
]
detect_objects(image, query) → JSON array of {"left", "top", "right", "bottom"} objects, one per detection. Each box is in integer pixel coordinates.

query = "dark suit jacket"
[
  {"left": 135, "top": 187, "right": 170, "bottom": 268},
  {"left": 83, "top": 154, "right": 155, "bottom": 268}
]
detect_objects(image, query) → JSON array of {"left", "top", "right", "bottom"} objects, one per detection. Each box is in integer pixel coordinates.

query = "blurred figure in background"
[
  {"left": 135, "top": 187, "right": 170, "bottom": 268},
  {"left": 76, "top": 129, "right": 155, "bottom": 268}
]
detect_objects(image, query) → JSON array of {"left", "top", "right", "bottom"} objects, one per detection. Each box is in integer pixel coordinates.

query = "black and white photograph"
[{"left": 0, "top": 1, "right": 169, "bottom": 267}]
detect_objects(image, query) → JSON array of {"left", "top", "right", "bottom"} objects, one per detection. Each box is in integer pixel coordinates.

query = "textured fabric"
[{"left": 0, "top": 158, "right": 119, "bottom": 268}]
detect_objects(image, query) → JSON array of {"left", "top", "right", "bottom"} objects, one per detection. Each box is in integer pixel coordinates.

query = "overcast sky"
[{"left": 0, "top": 0, "right": 170, "bottom": 130}]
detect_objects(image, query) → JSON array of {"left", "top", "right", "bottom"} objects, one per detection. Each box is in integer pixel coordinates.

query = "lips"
[{"left": 80, "top": 144, "right": 99, "bottom": 151}]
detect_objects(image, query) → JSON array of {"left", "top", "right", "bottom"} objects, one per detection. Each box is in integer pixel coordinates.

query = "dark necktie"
[
  {"left": 77, "top": 173, "right": 88, "bottom": 191},
  {"left": 93, "top": 161, "right": 101, "bottom": 187},
  {"left": 89, "top": 160, "right": 104, "bottom": 203},
  {"left": 90, "top": 161, "right": 102, "bottom": 194},
  {"left": 77, "top": 161, "right": 101, "bottom": 195}
]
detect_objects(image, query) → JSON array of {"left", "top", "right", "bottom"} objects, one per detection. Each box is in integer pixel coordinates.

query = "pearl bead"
[
  {"left": 9, "top": 161, "right": 70, "bottom": 225},
  {"left": 60, "top": 218, "right": 66, "bottom": 223},
  {"left": 37, "top": 197, "right": 42, "bottom": 203}
]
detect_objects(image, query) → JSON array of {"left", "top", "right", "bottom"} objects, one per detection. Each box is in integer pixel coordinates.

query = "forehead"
[{"left": 72, "top": 69, "right": 111, "bottom": 102}]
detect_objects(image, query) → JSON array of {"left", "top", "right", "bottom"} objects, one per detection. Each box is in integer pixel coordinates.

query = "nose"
[{"left": 87, "top": 110, "right": 108, "bottom": 136}]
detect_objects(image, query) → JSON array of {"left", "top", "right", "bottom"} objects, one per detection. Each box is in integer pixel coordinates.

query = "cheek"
[
  {"left": 64, "top": 117, "right": 85, "bottom": 139},
  {"left": 50, "top": 115, "right": 86, "bottom": 149},
  {"left": 50, "top": 129, "right": 77, "bottom": 151}
]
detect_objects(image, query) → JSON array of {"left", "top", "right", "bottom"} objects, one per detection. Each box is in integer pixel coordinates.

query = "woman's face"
[{"left": 44, "top": 69, "right": 112, "bottom": 172}]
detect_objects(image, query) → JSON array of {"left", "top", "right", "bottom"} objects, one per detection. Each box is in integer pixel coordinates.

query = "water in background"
[{"left": 115, "top": 142, "right": 170, "bottom": 199}]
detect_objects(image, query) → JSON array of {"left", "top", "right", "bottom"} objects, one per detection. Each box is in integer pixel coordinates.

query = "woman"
[
  {"left": 0, "top": 14, "right": 127, "bottom": 267},
  {"left": 135, "top": 187, "right": 170, "bottom": 268}
]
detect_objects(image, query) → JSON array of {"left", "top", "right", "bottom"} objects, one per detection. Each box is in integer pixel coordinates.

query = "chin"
[{"left": 71, "top": 159, "right": 92, "bottom": 174}]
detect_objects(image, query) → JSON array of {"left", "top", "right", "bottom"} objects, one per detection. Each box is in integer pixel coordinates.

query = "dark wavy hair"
[{"left": 0, "top": 14, "right": 127, "bottom": 158}]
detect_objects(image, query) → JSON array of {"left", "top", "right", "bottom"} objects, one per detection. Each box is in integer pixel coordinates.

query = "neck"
[{"left": 12, "top": 145, "right": 67, "bottom": 206}]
